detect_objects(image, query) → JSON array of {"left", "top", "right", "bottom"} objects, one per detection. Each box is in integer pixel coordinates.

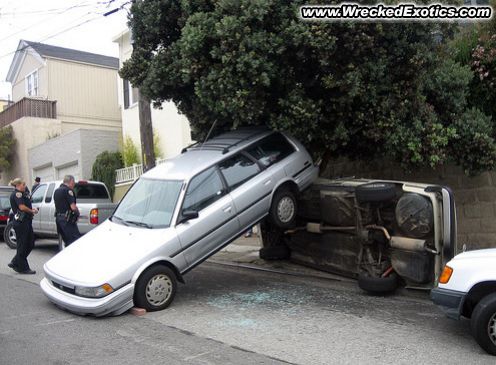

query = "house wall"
[
  {"left": 47, "top": 58, "right": 121, "bottom": 131},
  {"left": 0, "top": 117, "right": 62, "bottom": 185},
  {"left": 323, "top": 158, "right": 496, "bottom": 251},
  {"left": 28, "top": 129, "right": 121, "bottom": 182},
  {"left": 11, "top": 51, "right": 46, "bottom": 101},
  {"left": 114, "top": 30, "right": 192, "bottom": 160}
]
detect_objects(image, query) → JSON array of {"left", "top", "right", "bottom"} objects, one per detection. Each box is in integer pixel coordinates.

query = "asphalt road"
[{"left": 0, "top": 240, "right": 494, "bottom": 365}]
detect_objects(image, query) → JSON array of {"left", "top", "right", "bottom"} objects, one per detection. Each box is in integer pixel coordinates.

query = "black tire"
[
  {"left": 58, "top": 234, "right": 66, "bottom": 252},
  {"left": 134, "top": 265, "right": 177, "bottom": 312},
  {"left": 269, "top": 188, "right": 297, "bottom": 229},
  {"left": 3, "top": 222, "right": 17, "bottom": 249},
  {"left": 355, "top": 182, "right": 396, "bottom": 203},
  {"left": 471, "top": 293, "right": 496, "bottom": 355},
  {"left": 358, "top": 272, "right": 399, "bottom": 294},
  {"left": 259, "top": 245, "right": 290, "bottom": 260}
]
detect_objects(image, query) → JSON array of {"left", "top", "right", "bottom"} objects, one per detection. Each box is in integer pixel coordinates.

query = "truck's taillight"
[{"left": 90, "top": 209, "right": 98, "bottom": 224}]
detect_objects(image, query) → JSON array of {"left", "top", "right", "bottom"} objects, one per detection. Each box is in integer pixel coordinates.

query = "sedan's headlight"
[{"left": 75, "top": 283, "right": 114, "bottom": 298}]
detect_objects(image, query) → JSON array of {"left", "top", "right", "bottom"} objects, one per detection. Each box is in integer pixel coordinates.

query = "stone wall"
[{"left": 323, "top": 158, "right": 496, "bottom": 251}]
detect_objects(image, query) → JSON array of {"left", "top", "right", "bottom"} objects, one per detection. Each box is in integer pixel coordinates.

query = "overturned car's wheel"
[
  {"left": 134, "top": 265, "right": 177, "bottom": 312},
  {"left": 471, "top": 293, "right": 496, "bottom": 355},
  {"left": 269, "top": 188, "right": 297, "bottom": 229},
  {"left": 259, "top": 245, "right": 290, "bottom": 260},
  {"left": 355, "top": 182, "right": 396, "bottom": 203},
  {"left": 358, "top": 272, "right": 399, "bottom": 294},
  {"left": 3, "top": 222, "right": 17, "bottom": 249}
]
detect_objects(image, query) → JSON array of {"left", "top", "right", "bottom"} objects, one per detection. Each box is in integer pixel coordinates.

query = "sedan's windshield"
[{"left": 112, "top": 178, "right": 183, "bottom": 229}]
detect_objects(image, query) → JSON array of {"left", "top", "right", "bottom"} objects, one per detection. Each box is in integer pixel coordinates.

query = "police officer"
[
  {"left": 54, "top": 175, "right": 81, "bottom": 247},
  {"left": 8, "top": 178, "right": 38, "bottom": 274}
]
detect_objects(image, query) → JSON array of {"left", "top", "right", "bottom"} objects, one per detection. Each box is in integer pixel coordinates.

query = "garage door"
[
  {"left": 56, "top": 163, "right": 79, "bottom": 180},
  {"left": 33, "top": 165, "right": 55, "bottom": 182}
]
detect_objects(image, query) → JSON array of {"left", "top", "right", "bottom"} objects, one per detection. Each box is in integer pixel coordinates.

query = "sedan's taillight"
[{"left": 90, "top": 209, "right": 98, "bottom": 224}]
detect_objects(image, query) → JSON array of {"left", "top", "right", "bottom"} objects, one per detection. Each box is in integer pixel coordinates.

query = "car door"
[
  {"left": 30, "top": 184, "right": 47, "bottom": 231},
  {"left": 40, "top": 183, "right": 56, "bottom": 234},
  {"left": 175, "top": 166, "right": 239, "bottom": 268},
  {"left": 218, "top": 153, "right": 271, "bottom": 229}
]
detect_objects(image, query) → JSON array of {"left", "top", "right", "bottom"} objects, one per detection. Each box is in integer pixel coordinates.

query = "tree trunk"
[{"left": 138, "top": 90, "right": 155, "bottom": 172}]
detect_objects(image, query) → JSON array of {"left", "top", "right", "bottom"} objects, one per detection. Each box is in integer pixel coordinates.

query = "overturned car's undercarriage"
[{"left": 261, "top": 178, "right": 457, "bottom": 293}]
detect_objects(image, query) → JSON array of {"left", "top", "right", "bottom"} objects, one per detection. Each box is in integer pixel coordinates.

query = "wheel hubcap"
[
  {"left": 145, "top": 274, "right": 172, "bottom": 307},
  {"left": 488, "top": 312, "right": 496, "bottom": 345},
  {"left": 8, "top": 227, "right": 16, "bottom": 244},
  {"left": 277, "top": 196, "right": 295, "bottom": 223}
]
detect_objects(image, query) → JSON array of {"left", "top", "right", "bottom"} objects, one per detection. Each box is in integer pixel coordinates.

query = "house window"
[
  {"left": 25, "top": 70, "right": 39, "bottom": 96},
  {"left": 123, "top": 79, "right": 139, "bottom": 109}
]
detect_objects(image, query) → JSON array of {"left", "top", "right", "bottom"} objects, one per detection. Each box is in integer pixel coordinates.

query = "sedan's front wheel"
[
  {"left": 471, "top": 293, "right": 496, "bottom": 355},
  {"left": 3, "top": 222, "right": 17, "bottom": 249},
  {"left": 134, "top": 265, "right": 177, "bottom": 312}
]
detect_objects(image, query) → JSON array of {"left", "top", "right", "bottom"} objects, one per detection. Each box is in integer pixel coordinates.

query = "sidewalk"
[{"left": 210, "top": 233, "right": 354, "bottom": 283}]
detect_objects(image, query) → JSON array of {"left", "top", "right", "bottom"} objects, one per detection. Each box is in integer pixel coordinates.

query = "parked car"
[
  {"left": 4, "top": 180, "right": 116, "bottom": 251},
  {"left": 283, "top": 178, "right": 457, "bottom": 293},
  {"left": 40, "top": 128, "right": 319, "bottom": 316},
  {"left": 0, "top": 186, "right": 13, "bottom": 237},
  {"left": 431, "top": 249, "right": 496, "bottom": 355}
]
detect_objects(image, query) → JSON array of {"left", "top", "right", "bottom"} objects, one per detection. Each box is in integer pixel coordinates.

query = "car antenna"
[{"left": 200, "top": 119, "right": 217, "bottom": 151}]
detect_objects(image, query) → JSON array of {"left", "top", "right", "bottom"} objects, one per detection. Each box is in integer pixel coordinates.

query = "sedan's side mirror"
[{"left": 179, "top": 210, "right": 199, "bottom": 224}]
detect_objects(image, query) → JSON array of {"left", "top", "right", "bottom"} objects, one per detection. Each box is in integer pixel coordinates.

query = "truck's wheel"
[
  {"left": 471, "top": 293, "right": 496, "bottom": 355},
  {"left": 134, "top": 265, "right": 177, "bottom": 312},
  {"left": 3, "top": 222, "right": 17, "bottom": 249},
  {"left": 358, "top": 272, "right": 399, "bottom": 294},
  {"left": 355, "top": 182, "right": 396, "bottom": 203},
  {"left": 269, "top": 188, "right": 297, "bottom": 229},
  {"left": 259, "top": 245, "right": 290, "bottom": 260}
]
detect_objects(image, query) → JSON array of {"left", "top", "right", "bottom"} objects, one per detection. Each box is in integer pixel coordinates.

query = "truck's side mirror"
[{"left": 179, "top": 210, "right": 199, "bottom": 224}]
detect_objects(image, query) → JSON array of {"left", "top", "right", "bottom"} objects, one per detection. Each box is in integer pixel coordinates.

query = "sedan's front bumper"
[
  {"left": 430, "top": 287, "right": 466, "bottom": 320},
  {"left": 40, "top": 278, "right": 134, "bottom": 317}
]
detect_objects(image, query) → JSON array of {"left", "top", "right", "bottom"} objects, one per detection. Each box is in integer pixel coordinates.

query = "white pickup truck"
[
  {"left": 431, "top": 249, "right": 496, "bottom": 355},
  {"left": 4, "top": 180, "right": 117, "bottom": 251}
]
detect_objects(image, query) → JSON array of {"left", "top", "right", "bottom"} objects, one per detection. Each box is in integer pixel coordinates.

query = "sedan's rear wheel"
[
  {"left": 4, "top": 222, "right": 17, "bottom": 249},
  {"left": 269, "top": 188, "right": 297, "bottom": 229},
  {"left": 134, "top": 265, "right": 177, "bottom": 311}
]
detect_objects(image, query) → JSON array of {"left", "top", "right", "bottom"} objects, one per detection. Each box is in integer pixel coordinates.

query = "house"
[
  {"left": 112, "top": 29, "right": 192, "bottom": 200},
  {"left": 0, "top": 98, "right": 13, "bottom": 111},
  {"left": 0, "top": 40, "right": 122, "bottom": 184}
]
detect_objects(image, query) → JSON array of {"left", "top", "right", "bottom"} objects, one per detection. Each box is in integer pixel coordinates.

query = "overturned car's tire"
[
  {"left": 259, "top": 245, "right": 290, "bottom": 260},
  {"left": 134, "top": 265, "right": 177, "bottom": 312},
  {"left": 269, "top": 188, "right": 297, "bottom": 229},
  {"left": 355, "top": 182, "right": 396, "bottom": 203},
  {"left": 3, "top": 222, "right": 17, "bottom": 249},
  {"left": 358, "top": 272, "right": 399, "bottom": 294}
]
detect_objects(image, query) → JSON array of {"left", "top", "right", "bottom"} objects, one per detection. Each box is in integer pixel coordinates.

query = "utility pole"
[{"left": 138, "top": 89, "right": 155, "bottom": 172}]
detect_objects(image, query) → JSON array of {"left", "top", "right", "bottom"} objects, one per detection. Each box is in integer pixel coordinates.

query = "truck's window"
[
  {"left": 219, "top": 154, "right": 260, "bottom": 190},
  {"left": 246, "top": 133, "right": 295, "bottom": 168},
  {"left": 45, "top": 183, "right": 56, "bottom": 203},
  {"left": 74, "top": 184, "right": 109, "bottom": 200},
  {"left": 31, "top": 184, "right": 47, "bottom": 204},
  {"left": 183, "top": 167, "right": 225, "bottom": 212}
]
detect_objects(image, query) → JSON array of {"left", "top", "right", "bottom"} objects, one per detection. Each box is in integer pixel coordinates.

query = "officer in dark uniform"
[
  {"left": 54, "top": 175, "right": 81, "bottom": 247},
  {"left": 8, "top": 178, "right": 38, "bottom": 274}
]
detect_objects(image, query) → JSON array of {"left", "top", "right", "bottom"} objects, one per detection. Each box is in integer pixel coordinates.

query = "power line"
[{"left": 0, "top": 3, "right": 93, "bottom": 17}]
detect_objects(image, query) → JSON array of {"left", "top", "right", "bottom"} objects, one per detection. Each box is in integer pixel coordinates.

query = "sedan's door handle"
[
  {"left": 263, "top": 179, "right": 272, "bottom": 186},
  {"left": 223, "top": 205, "right": 232, "bottom": 213}
]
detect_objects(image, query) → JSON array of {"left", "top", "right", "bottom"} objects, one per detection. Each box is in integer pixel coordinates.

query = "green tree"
[
  {"left": 0, "top": 126, "right": 16, "bottom": 175},
  {"left": 91, "top": 151, "right": 123, "bottom": 199},
  {"left": 121, "top": 0, "right": 495, "bottom": 175},
  {"left": 122, "top": 135, "right": 141, "bottom": 167}
]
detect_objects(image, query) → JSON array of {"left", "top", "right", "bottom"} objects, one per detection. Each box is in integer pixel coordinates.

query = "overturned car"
[{"left": 263, "top": 178, "right": 457, "bottom": 293}]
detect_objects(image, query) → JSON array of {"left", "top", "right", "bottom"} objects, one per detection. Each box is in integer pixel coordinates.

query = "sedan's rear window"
[
  {"left": 246, "top": 133, "right": 295, "bottom": 168},
  {"left": 74, "top": 184, "right": 109, "bottom": 200},
  {"left": 0, "top": 196, "right": 11, "bottom": 210}
]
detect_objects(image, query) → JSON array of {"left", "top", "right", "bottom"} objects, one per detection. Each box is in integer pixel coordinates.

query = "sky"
[{"left": 0, "top": 0, "right": 129, "bottom": 99}]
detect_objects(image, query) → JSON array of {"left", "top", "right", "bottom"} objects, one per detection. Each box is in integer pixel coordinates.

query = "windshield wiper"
[
  {"left": 123, "top": 220, "right": 153, "bottom": 229},
  {"left": 110, "top": 215, "right": 130, "bottom": 226}
]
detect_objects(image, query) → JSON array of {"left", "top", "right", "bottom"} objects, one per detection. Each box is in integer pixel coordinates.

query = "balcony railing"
[
  {"left": 115, "top": 158, "right": 167, "bottom": 184},
  {"left": 0, "top": 97, "right": 57, "bottom": 128}
]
